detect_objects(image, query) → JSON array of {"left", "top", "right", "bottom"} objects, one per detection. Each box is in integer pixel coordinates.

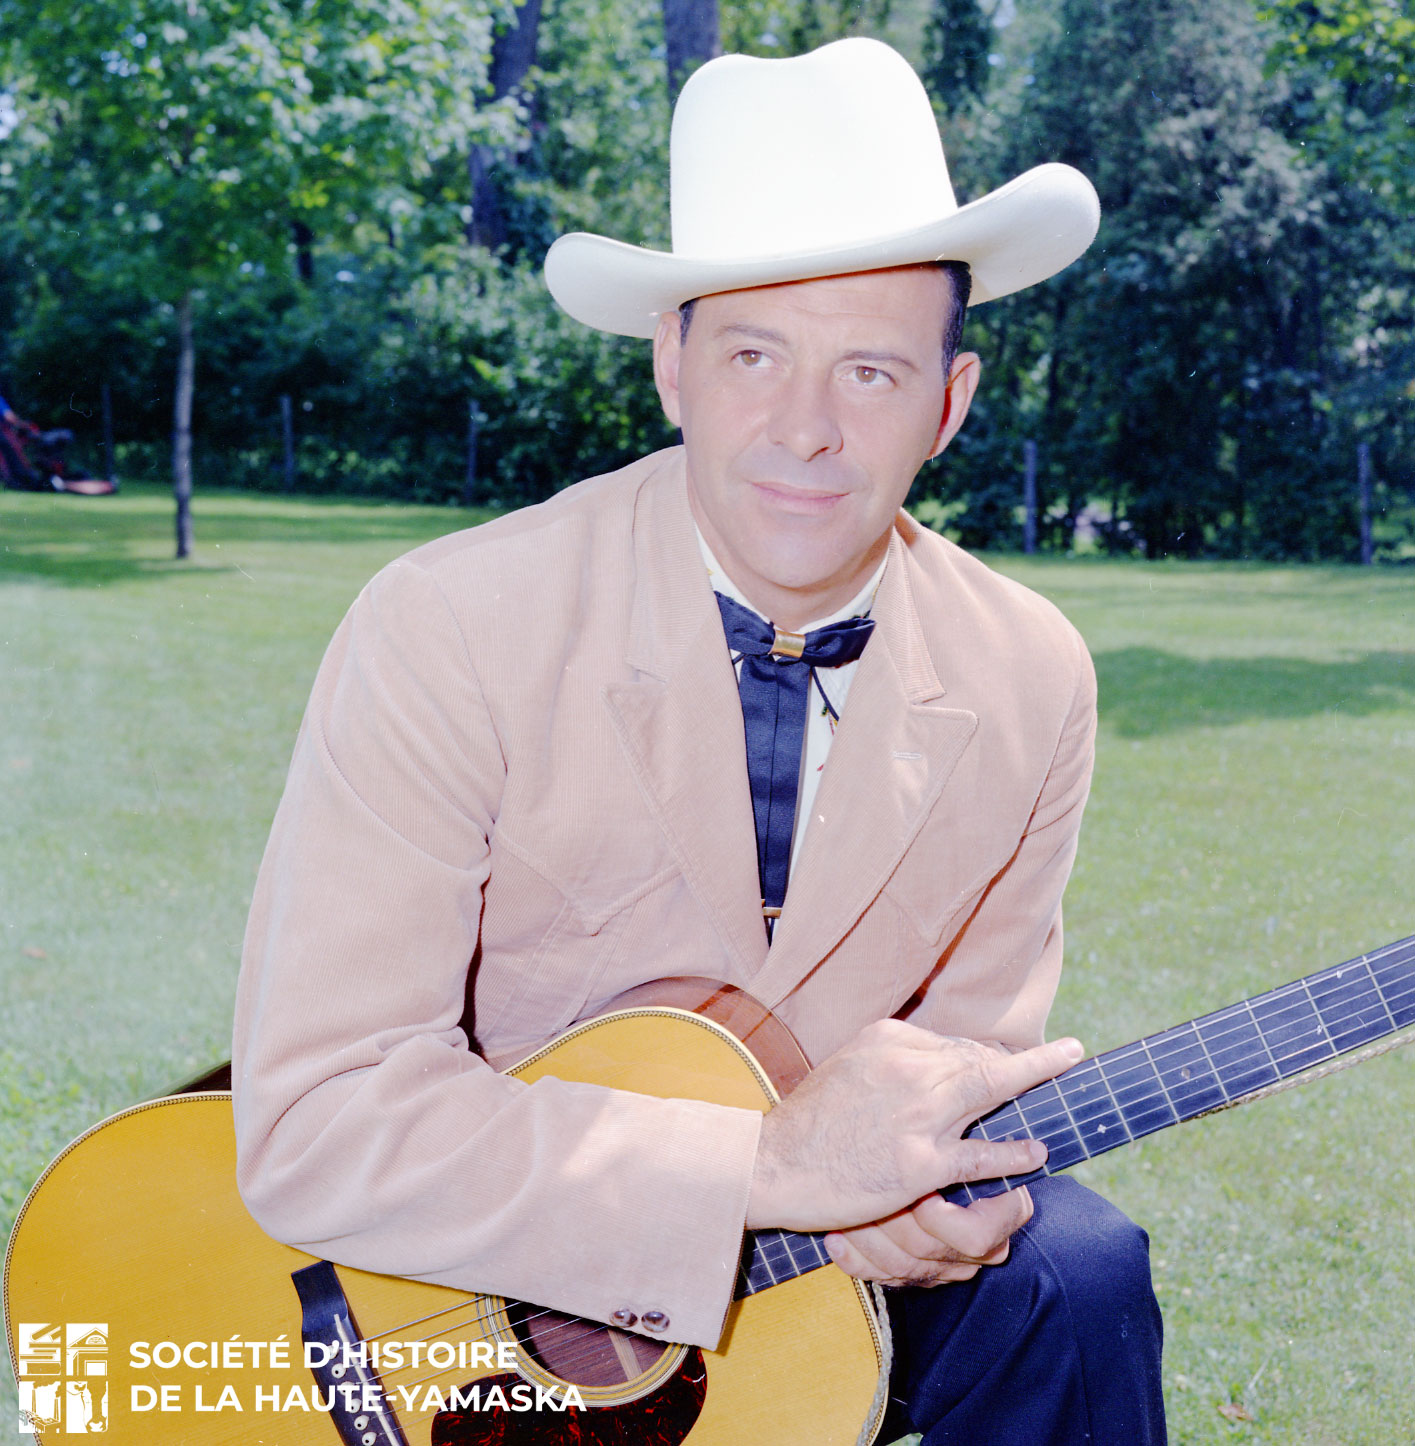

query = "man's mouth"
[{"left": 750, "top": 479, "right": 849, "bottom": 513}]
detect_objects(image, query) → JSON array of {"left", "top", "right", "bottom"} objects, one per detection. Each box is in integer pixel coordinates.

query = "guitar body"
[{"left": 5, "top": 986, "right": 886, "bottom": 1445}]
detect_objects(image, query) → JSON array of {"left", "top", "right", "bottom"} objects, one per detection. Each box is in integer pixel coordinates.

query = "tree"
[
  {"left": 1260, "top": 0, "right": 1414, "bottom": 210},
  {"left": 663, "top": 0, "right": 719, "bottom": 101},
  {"left": 927, "top": 0, "right": 1380, "bottom": 559},
  {"left": 470, "top": 0, "right": 545, "bottom": 252},
  {"left": 4, "top": 0, "right": 514, "bottom": 555},
  {"left": 922, "top": 0, "right": 991, "bottom": 118}
]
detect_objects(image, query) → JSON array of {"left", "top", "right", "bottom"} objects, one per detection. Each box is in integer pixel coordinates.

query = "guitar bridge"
[{"left": 293, "top": 1260, "right": 410, "bottom": 1446}]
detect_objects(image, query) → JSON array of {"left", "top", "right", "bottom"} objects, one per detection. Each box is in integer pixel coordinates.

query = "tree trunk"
[
  {"left": 280, "top": 393, "right": 297, "bottom": 493},
  {"left": 463, "top": 399, "right": 481, "bottom": 507},
  {"left": 663, "top": 0, "right": 719, "bottom": 103},
  {"left": 292, "top": 220, "right": 315, "bottom": 284},
  {"left": 1358, "top": 442, "right": 1373, "bottom": 566},
  {"left": 1022, "top": 439, "right": 1038, "bottom": 554},
  {"left": 101, "top": 381, "right": 116, "bottom": 483},
  {"left": 469, "top": 0, "right": 544, "bottom": 251},
  {"left": 173, "top": 290, "right": 195, "bottom": 559}
]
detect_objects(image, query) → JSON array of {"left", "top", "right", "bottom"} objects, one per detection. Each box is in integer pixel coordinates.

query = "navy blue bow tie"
[{"left": 715, "top": 592, "right": 876, "bottom": 932}]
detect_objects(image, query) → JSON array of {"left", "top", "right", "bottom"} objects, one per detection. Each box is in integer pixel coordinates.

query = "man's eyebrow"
[
  {"left": 712, "top": 324, "right": 921, "bottom": 373},
  {"left": 713, "top": 322, "right": 790, "bottom": 346},
  {"left": 839, "top": 348, "right": 919, "bottom": 373}
]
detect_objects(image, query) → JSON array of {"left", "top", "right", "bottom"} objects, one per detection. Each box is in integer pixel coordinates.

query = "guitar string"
[
  {"left": 346, "top": 940, "right": 1415, "bottom": 1387},
  {"left": 355, "top": 983, "right": 1415, "bottom": 1393},
  {"left": 967, "top": 945, "right": 1415, "bottom": 1147},
  {"left": 1020, "top": 966, "right": 1415, "bottom": 1132},
  {"left": 949, "top": 1024, "right": 1415, "bottom": 1206},
  {"left": 357, "top": 944, "right": 1415, "bottom": 1353},
  {"left": 358, "top": 984, "right": 1415, "bottom": 1406},
  {"left": 359, "top": 962, "right": 1415, "bottom": 1376},
  {"left": 1194, "top": 1024, "right": 1415, "bottom": 1114},
  {"left": 962, "top": 983, "right": 1415, "bottom": 1160},
  {"left": 948, "top": 957, "right": 1415, "bottom": 1181}
]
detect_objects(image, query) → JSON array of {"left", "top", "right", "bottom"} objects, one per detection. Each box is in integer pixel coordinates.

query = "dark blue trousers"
[{"left": 882, "top": 1176, "right": 1166, "bottom": 1444}]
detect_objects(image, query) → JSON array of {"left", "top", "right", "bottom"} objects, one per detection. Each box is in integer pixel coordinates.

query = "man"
[{"left": 233, "top": 38, "right": 1165, "bottom": 1442}]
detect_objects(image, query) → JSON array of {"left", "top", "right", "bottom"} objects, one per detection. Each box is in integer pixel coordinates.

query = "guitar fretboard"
[{"left": 735, "top": 932, "right": 1415, "bottom": 1299}]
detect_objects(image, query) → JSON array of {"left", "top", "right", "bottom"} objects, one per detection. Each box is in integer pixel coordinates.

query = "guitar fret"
[
  {"left": 1055, "top": 1060, "right": 1133, "bottom": 1157},
  {"left": 1137, "top": 1034, "right": 1182, "bottom": 1127},
  {"left": 1196, "top": 1005, "right": 1277, "bottom": 1098},
  {"left": 1299, "top": 975, "right": 1335, "bottom": 1058},
  {"left": 1367, "top": 956, "right": 1400, "bottom": 1033},
  {"left": 1051, "top": 1068, "right": 1095, "bottom": 1160},
  {"left": 1096, "top": 1045, "right": 1173, "bottom": 1139},
  {"left": 1093, "top": 1056, "right": 1135, "bottom": 1143},
  {"left": 972, "top": 1101, "right": 1025, "bottom": 1143},
  {"left": 1144, "top": 1021, "right": 1225, "bottom": 1117},
  {"left": 1188, "top": 1019, "right": 1231, "bottom": 1105},
  {"left": 1241, "top": 995, "right": 1284, "bottom": 1080},
  {"left": 751, "top": 935, "right": 1415, "bottom": 1297},
  {"left": 737, "top": 1229, "right": 833, "bottom": 1298},
  {"left": 1341, "top": 954, "right": 1404, "bottom": 1046},
  {"left": 1250, "top": 983, "right": 1333, "bottom": 1076},
  {"left": 1098, "top": 1058, "right": 1144, "bottom": 1133},
  {"left": 1373, "top": 942, "right": 1415, "bottom": 1026},
  {"left": 1015, "top": 1084, "right": 1089, "bottom": 1170}
]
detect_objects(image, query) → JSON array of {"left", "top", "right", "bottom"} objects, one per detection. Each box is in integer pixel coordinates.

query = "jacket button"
[
  {"left": 611, "top": 1309, "right": 638, "bottom": 1328},
  {"left": 641, "top": 1310, "right": 670, "bottom": 1333}
]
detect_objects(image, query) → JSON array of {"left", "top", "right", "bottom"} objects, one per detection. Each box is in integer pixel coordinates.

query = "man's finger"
[
  {"left": 824, "top": 1229, "right": 981, "bottom": 1287},
  {"left": 911, "top": 1188, "right": 1032, "bottom": 1259},
  {"left": 943, "top": 1134, "right": 1047, "bottom": 1187},
  {"left": 931, "top": 1036, "right": 1085, "bottom": 1129}
]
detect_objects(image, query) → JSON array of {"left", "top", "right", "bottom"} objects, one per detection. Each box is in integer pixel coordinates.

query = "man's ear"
[
  {"left": 927, "top": 350, "right": 981, "bottom": 461},
  {"left": 652, "top": 310, "right": 685, "bottom": 428}
]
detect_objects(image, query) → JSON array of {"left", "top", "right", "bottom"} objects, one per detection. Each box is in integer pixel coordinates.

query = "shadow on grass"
[
  {"left": 0, "top": 490, "right": 491, "bottom": 588},
  {"left": 1097, "top": 647, "right": 1415, "bottom": 737}
]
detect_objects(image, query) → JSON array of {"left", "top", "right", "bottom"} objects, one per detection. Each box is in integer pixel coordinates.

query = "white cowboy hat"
[{"left": 543, "top": 37, "right": 1100, "bottom": 338}]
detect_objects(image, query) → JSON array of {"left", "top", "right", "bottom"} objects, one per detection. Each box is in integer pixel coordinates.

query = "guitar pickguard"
[{"left": 429, "top": 1353, "right": 707, "bottom": 1446}]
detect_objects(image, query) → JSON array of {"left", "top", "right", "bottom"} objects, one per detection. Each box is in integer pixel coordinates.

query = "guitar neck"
[{"left": 737, "top": 932, "right": 1415, "bottom": 1298}]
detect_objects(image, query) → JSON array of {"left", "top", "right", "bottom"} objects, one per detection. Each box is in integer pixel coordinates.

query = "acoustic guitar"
[{"left": 6, "top": 936, "right": 1414, "bottom": 1445}]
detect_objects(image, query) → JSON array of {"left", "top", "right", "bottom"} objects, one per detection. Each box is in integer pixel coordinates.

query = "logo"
[{"left": 15, "top": 1325, "right": 108, "bottom": 1435}]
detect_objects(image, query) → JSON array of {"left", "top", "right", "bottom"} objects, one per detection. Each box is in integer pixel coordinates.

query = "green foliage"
[
  {"left": 913, "top": 0, "right": 1415, "bottom": 560},
  {"left": 1260, "top": 0, "right": 1414, "bottom": 205},
  {"left": 0, "top": 0, "right": 1410, "bottom": 558},
  {"left": 921, "top": 0, "right": 991, "bottom": 117},
  {"left": 6, "top": 0, "right": 514, "bottom": 288},
  {"left": 0, "top": 0, "right": 519, "bottom": 532}
]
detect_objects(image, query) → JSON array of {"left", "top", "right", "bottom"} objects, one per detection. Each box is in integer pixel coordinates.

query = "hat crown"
[{"left": 670, "top": 38, "right": 957, "bottom": 263}]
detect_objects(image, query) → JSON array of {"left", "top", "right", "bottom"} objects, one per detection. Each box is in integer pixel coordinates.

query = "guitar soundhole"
[{"left": 506, "top": 1300, "right": 671, "bottom": 1389}]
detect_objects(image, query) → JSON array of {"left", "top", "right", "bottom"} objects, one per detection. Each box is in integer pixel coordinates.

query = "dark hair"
[{"left": 677, "top": 260, "right": 972, "bottom": 376}]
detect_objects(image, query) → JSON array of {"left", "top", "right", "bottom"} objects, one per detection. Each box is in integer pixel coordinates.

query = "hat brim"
[{"left": 544, "top": 162, "right": 1100, "bottom": 338}]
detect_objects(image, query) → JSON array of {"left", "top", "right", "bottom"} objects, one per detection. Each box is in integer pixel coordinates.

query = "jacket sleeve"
[
  {"left": 232, "top": 558, "right": 762, "bottom": 1351},
  {"left": 898, "top": 620, "right": 1098, "bottom": 1052}
]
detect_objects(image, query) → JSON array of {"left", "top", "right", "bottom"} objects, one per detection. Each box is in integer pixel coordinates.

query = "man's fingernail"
[{"left": 1059, "top": 1037, "right": 1085, "bottom": 1062}]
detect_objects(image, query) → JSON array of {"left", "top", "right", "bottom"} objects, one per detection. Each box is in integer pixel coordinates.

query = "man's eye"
[
  {"left": 853, "top": 365, "right": 888, "bottom": 385},
  {"left": 735, "top": 349, "right": 765, "bottom": 366}
]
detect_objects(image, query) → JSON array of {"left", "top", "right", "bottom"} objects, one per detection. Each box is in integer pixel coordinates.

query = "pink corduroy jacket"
[{"left": 232, "top": 446, "right": 1097, "bottom": 1350}]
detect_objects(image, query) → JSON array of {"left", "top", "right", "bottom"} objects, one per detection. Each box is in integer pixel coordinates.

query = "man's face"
[{"left": 653, "top": 266, "right": 979, "bottom": 629}]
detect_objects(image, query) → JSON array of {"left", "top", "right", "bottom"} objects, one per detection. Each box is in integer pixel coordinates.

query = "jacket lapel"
[
  {"left": 602, "top": 457, "right": 770, "bottom": 980},
  {"left": 745, "top": 528, "right": 979, "bottom": 1007}
]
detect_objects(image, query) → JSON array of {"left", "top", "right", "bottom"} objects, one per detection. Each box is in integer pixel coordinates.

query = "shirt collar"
[{"left": 696, "top": 527, "right": 887, "bottom": 632}]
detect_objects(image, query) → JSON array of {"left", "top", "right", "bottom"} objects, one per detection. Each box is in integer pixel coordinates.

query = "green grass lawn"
[{"left": 3, "top": 482, "right": 1413, "bottom": 1442}]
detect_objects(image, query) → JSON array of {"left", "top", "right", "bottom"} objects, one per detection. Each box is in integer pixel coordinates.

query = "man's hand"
[
  {"left": 823, "top": 1187, "right": 1032, "bottom": 1286},
  {"left": 745, "top": 1019, "right": 1082, "bottom": 1234}
]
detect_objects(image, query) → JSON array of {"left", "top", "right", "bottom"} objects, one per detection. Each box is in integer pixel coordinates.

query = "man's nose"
[{"left": 766, "top": 371, "right": 843, "bottom": 461}]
